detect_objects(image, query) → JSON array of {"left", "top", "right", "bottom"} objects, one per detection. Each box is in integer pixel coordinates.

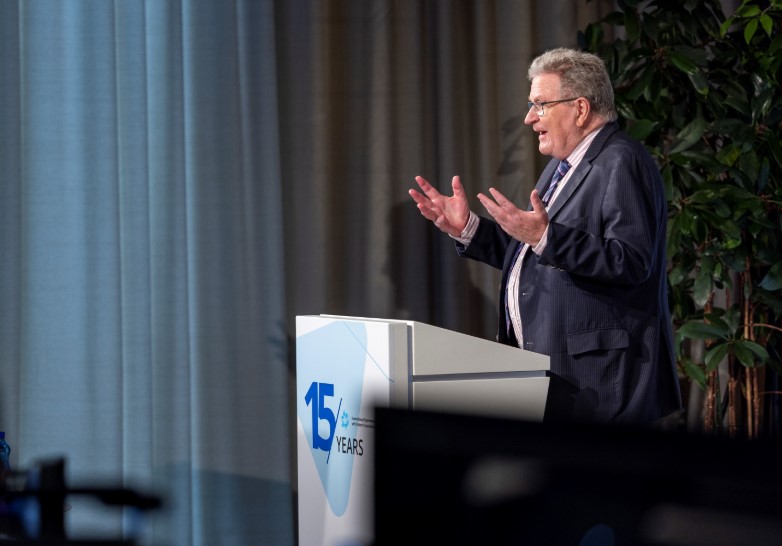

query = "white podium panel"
[
  {"left": 412, "top": 376, "right": 550, "bottom": 420},
  {"left": 296, "top": 315, "right": 549, "bottom": 546}
]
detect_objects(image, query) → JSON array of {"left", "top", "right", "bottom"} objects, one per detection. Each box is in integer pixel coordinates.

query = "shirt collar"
[{"left": 564, "top": 125, "right": 605, "bottom": 170}]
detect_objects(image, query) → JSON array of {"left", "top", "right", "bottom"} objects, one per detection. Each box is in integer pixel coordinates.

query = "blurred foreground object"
[
  {"left": 0, "top": 434, "right": 11, "bottom": 472},
  {"left": 0, "top": 458, "right": 161, "bottom": 545},
  {"left": 374, "top": 408, "right": 782, "bottom": 546}
]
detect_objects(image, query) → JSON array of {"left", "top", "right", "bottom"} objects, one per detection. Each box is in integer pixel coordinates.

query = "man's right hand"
[{"left": 408, "top": 176, "right": 470, "bottom": 238}]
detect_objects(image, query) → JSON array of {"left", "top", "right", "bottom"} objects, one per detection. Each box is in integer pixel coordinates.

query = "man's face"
[{"left": 524, "top": 73, "right": 580, "bottom": 160}]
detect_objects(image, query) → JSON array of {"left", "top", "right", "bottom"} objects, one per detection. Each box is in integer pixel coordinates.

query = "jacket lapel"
[{"left": 545, "top": 122, "right": 620, "bottom": 220}]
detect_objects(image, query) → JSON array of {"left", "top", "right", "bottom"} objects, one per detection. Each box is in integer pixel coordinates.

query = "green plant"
[{"left": 580, "top": 0, "right": 782, "bottom": 437}]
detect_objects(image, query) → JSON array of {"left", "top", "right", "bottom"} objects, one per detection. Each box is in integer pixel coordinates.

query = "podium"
[{"left": 295, "top": 315, "right": 550, "bottom": 546}]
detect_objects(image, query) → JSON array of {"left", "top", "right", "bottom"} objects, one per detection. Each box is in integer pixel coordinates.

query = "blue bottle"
[{"left": 0, "top": 431, "right": 11, "bottom": 471}]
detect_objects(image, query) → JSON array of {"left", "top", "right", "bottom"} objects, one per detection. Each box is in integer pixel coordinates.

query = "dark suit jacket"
[{"left": 458, "top": 122, "right": 682, "bottom": 424}]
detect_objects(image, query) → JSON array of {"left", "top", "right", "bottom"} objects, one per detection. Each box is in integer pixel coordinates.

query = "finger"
[
  {"left": 477, "top": 192, "right": 500, "bottom": 216},
  {"left": 487, "top": 187, "right": 516, "bottom": 210},
  {"left": 529, "top": 188, "right": 546, "bottom": 213},
  {"left": 451, "top": 176, "right": 466, "bottom": 198},
  {"left": 415, "top": 175, "right": 443, "bottom": 199},
  {"left": 408, "top": 188, "right": 429, "bottom": 206},
  {"left": 416, "top": 202, "right": 439, "bottom": 222}
]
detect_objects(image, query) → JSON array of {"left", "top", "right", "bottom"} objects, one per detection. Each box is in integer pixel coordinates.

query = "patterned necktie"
[
  {"left": 504, "top": 158, "right": 572, "bottom": 339},
  {"left": 541, "top": 159, "right": 571, "bottom": 205},
  {"left": 512, "top": 158, "right": 571, "bottom": 263}
]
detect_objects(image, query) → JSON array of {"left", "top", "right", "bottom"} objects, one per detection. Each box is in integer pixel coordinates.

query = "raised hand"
[
  {"left": 409, "top": 176, "right": 470, "bottom": 237},
  {"left": 477, "top": 187, "right": 549, "bottom": 246}
]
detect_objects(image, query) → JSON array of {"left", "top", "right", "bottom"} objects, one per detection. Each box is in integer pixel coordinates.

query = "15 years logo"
[
  {"left": 304, "top": 381, "right": 339, "bottom": 459},
  {"left": 297, "top": 321, "right": 368, "bottom": 516}
]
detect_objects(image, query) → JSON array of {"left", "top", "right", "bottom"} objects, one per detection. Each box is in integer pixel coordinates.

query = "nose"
[{"left": 524, "top": 107, "right": 538, "bottom": 125}]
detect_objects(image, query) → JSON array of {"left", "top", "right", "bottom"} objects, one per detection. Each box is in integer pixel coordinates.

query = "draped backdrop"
[{"left": 0, "top": 1, "right": 610, "bottom": 544}]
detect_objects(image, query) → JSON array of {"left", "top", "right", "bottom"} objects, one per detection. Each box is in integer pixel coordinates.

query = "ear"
[{"left": 575, "top": 97, "right": 592, "bottom": 127}]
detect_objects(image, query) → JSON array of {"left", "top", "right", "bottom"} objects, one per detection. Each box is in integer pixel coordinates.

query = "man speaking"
[{"left": 409, "top": 48, "right": 682, "bottom": 425}]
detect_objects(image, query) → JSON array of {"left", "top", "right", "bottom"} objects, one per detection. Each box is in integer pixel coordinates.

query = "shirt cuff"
[
  {"left": 532, "top": 224, "right": 549, "bottom": 254},
  {"left": 449, "top": 211, "right": 480, "bottom": 246}
]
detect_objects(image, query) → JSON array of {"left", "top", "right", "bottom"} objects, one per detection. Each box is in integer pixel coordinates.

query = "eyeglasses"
[{"left": 527, "top": 97, "right": 580, "bottom": 116}]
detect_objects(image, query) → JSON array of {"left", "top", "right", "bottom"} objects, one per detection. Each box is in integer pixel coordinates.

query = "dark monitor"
[{"left": 373, "top": 408, "right": 782, "bottom": 546}]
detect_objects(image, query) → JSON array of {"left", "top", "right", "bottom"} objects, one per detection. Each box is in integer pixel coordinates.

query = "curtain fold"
[
  {"left": 2, "top": 1, "right": 291, "bottom": 544},
  {"left": 277, "top": 0, "right": 542, "bottom": 340}
]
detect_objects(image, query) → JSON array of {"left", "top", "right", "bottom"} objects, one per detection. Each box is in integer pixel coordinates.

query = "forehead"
[{"left": 529, "top": 73, "right": 562, "bottom": 99}]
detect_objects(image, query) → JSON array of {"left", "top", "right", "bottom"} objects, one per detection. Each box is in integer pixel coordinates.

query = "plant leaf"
[
  {"left": 626, "top": 65, "right": 656, "bottom": 101},
  {"left": 716, "top": 145, "right": 741, "bottom": 166},
  {"left": 714, "top": 201, "right": 731, "bottom": 218},
  {"left": 668, "top": 264, "right": 688, "bottom": 286},
  {"left": 624, "top": 9, "right": 640, "bottom": 42},
  {"left": 586, "top": 21, "right": 604, "bottom": 51},
  {"left": 759, "top": 261, "right": 782, "bottom": 291},
  {"left": 743, "top": 340, "right": 770, "bottom": 362},
  {"left": 732, "top": 341, "right": 756, "bottom": 367},
  {"left": 744, "top": 17, "right": 759, "bottom": 44},
  {"left": 760, "top": 13, "right": 773, "bottom": 37},
  {"left": 732, "top": 340, "right": 769, "bottom": 368},
  {"left": 713, "top": 117, "right": 748, "bottom": 135},
  {"left": 670, "top": 117, "right": 708, "bottom": 154},
  {"left": 683, "top": 360, "right": 707, "bottom": 389},
  {"left": 687, "top": 189, "right": 718, "bottom": 203},
  {"left": 694, "top": 263, "right": 713, "bottom": 307},
  {"left": 724, "top": 96, "right": 751, "bottom": 116},
  {"left": 678, "top": 321, "right": 728, "bottom": 340},
  {"left": 705, "top": 343, "right": 729, "bottom": 372},
  {"left": 736, "top": 5, "right": 761, "bottom": 17},
  {"left": 626, "top": 119, "right": 657, "bottom": 140},
  {"left": 698, "top": 210, "right": 743, "bottom": 239},
  {"left": 688, "top": 70, "right": 710, "bottom": 96},
  {"left": 752, "top": 86, "right": 774, "bottom": 121},
  {"left": 723, "top": 305, "right": 742, "bottom": 334},
  {"left": 720, "top": 17, "right": 734, "bottom": 37},
  {"left": 668, "top": 48, "right": 697, "bottom": 74}
]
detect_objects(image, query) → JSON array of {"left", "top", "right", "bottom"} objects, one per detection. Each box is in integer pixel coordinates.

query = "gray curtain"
[{"left": 0, "top": 1, "right": 610, "bottom": 545}]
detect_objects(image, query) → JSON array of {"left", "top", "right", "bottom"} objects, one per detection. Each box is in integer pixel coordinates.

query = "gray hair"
[{"left": 528, "top": 48, "right": 617, "bottom": 122}]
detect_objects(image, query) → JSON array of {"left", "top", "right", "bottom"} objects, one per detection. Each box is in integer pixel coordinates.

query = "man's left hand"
[{"left": 477, "top": 188, "right": 549, "bottom": 246}]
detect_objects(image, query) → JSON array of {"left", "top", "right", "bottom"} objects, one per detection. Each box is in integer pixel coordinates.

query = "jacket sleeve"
[
  {"left": 538, "top": 143, "right": 666, "bottom": 285},
  {"left": 455, "top": 216, "right": 513, "bottom": 271}
]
